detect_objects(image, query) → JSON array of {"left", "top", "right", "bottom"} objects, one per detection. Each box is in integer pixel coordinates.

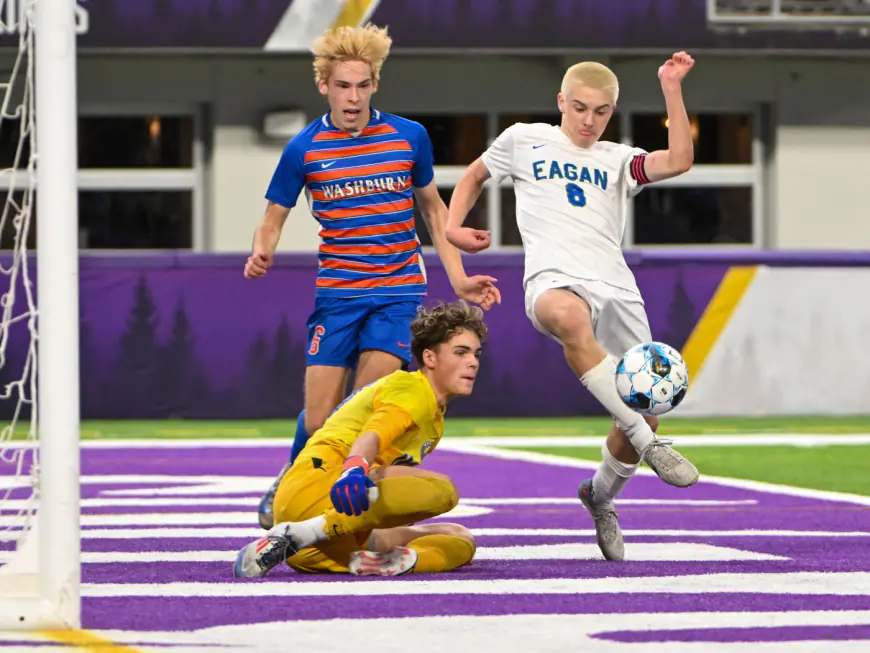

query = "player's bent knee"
[
  {"left": 645, "top": 415, "right": 659, "bottom": 432},
  {"left": 437, "top": 478, "right": 460, "bottom": 515},
  {"left": 369, "top": 465, "right": 452, "bottom": 483}
]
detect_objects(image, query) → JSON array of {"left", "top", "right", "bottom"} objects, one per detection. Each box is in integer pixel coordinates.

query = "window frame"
[
  {"left": 618, "top": 104, "right": 764, "bottom": 250},
  {"left": 0, "top": 102, "right": 208, "bottom": 252}
]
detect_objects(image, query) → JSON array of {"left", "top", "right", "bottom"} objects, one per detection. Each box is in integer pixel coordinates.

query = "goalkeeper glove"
[{"left": 330, "top": 456, "right": 377, "bottom": 516}]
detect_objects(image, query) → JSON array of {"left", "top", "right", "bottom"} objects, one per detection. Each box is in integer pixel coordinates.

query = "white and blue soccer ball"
[{"left": 615, "top": 341, "right": 689, "bottom": 416}]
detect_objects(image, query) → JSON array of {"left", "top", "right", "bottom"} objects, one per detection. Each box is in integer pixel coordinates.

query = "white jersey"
[{"left": 482, "top": 122, "right": 649, "bottom": 294}]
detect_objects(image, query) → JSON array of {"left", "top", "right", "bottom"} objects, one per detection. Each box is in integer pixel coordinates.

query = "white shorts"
[{"left": 524, "top": 271, "right": 652, "bottom": 358}]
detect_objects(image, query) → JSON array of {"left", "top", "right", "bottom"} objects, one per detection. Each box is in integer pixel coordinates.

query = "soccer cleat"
[
  {"left": 349, "top": 546, "right": 418, "bottom": 577},
  {"left": 233, "top": 523, "right": 306, "bottom": 579},
  {"left": 257, "top": 459, "right": 294, "bottom": 530},
  {"left": 641, "top": 438, "right": 700, "bottom": 488},
  {"left": 578, "top": 479, "right": 625, "bottom": 561}
]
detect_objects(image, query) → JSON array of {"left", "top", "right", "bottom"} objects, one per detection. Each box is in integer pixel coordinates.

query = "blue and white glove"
[{"left": 330, "top": 456, "right": 378, "bottom": 516}]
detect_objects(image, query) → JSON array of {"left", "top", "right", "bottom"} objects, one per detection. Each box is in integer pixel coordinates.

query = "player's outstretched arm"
[
  {"left": 415, "top": 180, "right": 501, "bottom": 311},
  {"left": 641, "top": 52, "right": 695, "bottom": 184},
  {"left": 244, "top": 201, "right": 291, "bottom": 279},
  {"left": 329, "top": 400, "right": 413, "bottom": 516},
  {"left": 445, "top": 157, "right": 493, "bottom": 254}
]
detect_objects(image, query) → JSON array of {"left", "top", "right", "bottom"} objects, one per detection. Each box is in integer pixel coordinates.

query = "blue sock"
[{"left": 288, "top": 410, "right": 310, "bottom": 465}]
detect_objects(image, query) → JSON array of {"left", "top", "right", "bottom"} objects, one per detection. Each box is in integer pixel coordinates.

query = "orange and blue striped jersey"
[{"left": 265, "top": 109, "right": 434, "bottom": 299}]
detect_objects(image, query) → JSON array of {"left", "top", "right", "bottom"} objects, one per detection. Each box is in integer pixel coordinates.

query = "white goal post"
[{"left": 0, "top": 0, "right": 81, "bottom": 630}]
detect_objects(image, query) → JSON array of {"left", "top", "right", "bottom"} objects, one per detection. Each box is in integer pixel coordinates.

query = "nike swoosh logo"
[
  {"left": 321, "top": 162, "right": 336, "bottom": 168},
  {"left": 532, "top": 144, "right": 545, "bottom": 149}
]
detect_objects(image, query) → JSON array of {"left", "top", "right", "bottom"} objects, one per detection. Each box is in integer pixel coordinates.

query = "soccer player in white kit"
[{"left": 446, "top": 52, "right": 700, "bottom": 561}]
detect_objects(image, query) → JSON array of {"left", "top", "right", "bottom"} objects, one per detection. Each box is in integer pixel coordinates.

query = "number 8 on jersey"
[{"left": 565, "top": 182, "right": 587, "bottom": 207}]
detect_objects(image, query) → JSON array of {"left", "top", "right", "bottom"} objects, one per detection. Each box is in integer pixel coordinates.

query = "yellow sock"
[
  {"left": 324, "top": 475, "right": 458, "bottom": 538},
  {"left": 408, "top": 534, "right": 475, "bottom": 573}
]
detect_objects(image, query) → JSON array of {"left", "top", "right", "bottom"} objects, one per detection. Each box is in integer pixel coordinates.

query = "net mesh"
[{"left": 0, "top": 0, "right": 39, "bottom": 558}]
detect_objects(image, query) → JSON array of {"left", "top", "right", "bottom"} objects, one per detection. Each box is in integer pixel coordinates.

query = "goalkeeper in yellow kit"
[{"left": 233, "top": 301, "right": 486, "bottom": 578}]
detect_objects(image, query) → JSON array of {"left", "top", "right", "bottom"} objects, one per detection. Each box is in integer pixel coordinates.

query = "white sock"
[
  {"left": 591, "top": 441, "right": 638, "bottom": 505},
  {"left": 580, "top": 356, "right": 655, "bottom": 453},
  {"left": 270, "top": 515, "right": 328, "bottom": 547}
]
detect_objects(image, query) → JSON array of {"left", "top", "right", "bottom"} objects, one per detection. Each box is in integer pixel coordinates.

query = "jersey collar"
[{"left": 321, "top": 107, "right": 383, "bottom": 132}]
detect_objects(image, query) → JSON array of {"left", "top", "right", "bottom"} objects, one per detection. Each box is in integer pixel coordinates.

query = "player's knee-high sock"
[
  {"left": 408, "top": 534, "right": 475, "bottom": 573},
  {"left": 288, "top": 411, "right": 309, "bottom": 465},
  {"left": 286, "top": 476, "right": 458, "bottom": 545},
  {"left": 591, "top": 441, "right": 638, "bottom": 505},
  {"left": 580, "top": 356, "right": 654, "bottom": 452}
]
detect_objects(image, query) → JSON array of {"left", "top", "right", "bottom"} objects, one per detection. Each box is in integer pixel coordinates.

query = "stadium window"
[
  {"left": 77, "top": 112, "right": 199, "bottom": 250},
  {"left": 0, "top": 112, "right": 200, "bottom": 251},
  {"left": 78, "top": 191, "right": 193, "bottom": 249},
  {"left": 78, "top": 116, "right": 194, "bottom": 168},
  {"left": 498, "top": 113, "right": 621, "bottom": 143},
  {"left": 414, "top": 186, "right": 487, "bottom": 247},
  {"left": 630, "top": 113, "right": 753, "bottom": 164},
  {"left": 632, "top": 186, "right": 753, "bottom": 245},
  {"left": 0, "top": 115, "right": 196, "bottom": 170},
  {"left": 403, "top": 115, "right": 488, "bottom": 165}
]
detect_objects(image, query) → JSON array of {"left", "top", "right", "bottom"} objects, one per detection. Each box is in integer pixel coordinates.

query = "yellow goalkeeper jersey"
[{"left": 307, "top": 370, "right": 445, "bottom": 468}]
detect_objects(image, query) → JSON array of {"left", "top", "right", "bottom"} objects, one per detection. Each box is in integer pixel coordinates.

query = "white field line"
[
  {"left": 441, "top": 442, "right": 870, "bottom": 507},
  {"left": 443, "top": 434, "right": 870, "bottom": 447},
  {"left": 0, "top": 543, "right": 786, "bottom": 564},
  {"left": 79, "top": 572, "right": 870, "bottom": 598},
  {"left": 2, "top": 527, "right": 866, "bottom": 542},
  {"left": 0, "top": 497, "right": 758, "bottom": 511}
]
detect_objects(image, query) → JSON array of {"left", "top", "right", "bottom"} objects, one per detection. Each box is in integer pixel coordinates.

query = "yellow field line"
[{"left": 40, "top": 630, "right": 144, "bottom": 652}]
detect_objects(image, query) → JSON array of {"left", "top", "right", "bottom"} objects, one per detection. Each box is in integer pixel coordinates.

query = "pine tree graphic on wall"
[
  {"left": 156, "top": 298, "right": 213, "bottom": 418},
  {"left": 106, "top": 275, "right": 161, "bottom": 418}
]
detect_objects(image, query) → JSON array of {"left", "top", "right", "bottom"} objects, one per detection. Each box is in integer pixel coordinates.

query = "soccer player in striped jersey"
[
  {"left": 244, "top": 24, "right": 499, "bottom": 530},
  {"left": 446, "top": 54, "right": 700, "bottom": 562}
]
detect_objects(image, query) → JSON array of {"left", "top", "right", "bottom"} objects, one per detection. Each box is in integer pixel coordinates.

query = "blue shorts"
[{"left": 305, "top": 295, "right": 422, "bottom": 369}]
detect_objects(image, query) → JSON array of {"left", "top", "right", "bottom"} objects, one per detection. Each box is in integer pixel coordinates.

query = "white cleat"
[
  {"left": 349, "top": 546, "right": 418, "bottom": 577},
  {"left": 641, "top": 437, "right": 700, "bottom": 488},
  {"left": 578, "top": 479, "right": 625, "bottom": 561},
  {"left": 232, "top": 522, "right": 314, "bottom": 579}
]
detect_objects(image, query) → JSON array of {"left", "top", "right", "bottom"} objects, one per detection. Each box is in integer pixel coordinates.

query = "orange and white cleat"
[{"left": 349, "top": 545, "right": 418, "bottom": 576}]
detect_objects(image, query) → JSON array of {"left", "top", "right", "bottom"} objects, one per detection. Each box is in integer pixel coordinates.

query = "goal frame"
[{"left": 0, "top": 0, "right": 81, "bottom": 630}]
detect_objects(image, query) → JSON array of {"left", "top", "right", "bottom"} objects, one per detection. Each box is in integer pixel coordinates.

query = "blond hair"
[
  {"left": 561, "top": 62, "right": 620, "bottom": 103},
  {"left": 312, "top": 24, "right": 392, "bottom": 86},
  {"left": 411, "top": 301, "right": 487, "bottom": 366}
]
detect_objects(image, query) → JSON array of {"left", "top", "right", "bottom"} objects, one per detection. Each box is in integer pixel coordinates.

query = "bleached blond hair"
[
  {"left": 561, "top": 62, "right": 620, "bottom": 104},
  {"left": 312, "top": 24, "right": 392, "bottom": 86}
]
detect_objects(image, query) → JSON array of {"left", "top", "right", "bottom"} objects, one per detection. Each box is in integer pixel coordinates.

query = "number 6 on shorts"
[{"left": 309, "top": 325, "right": 325, "bottom": 355}]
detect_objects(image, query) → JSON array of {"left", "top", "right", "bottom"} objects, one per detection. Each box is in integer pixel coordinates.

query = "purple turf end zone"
[{"left": 1, "top": 442, "right": 869, "bottom": 649}]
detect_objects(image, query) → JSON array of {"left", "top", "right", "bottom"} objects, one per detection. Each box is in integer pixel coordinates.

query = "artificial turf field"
[{"left": 3, "top": 416, "right": 870, "bottom": 652}]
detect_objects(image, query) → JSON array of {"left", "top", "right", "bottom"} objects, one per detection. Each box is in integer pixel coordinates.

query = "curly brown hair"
[
  {"left": 312, "top": 24, "right": 392, "bottom": 87},
  {"left": 410, "top": 301, "right": 488, "bottom": 367}
]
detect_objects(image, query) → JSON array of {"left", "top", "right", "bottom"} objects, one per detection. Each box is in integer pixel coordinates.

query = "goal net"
[{"left": 0, "top": 0, "right": 81, "bottom": 630}]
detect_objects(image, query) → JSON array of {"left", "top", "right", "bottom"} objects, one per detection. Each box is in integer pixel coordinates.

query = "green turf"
[
  {"left": 57, "top": 415, "right": 870, "bottom": 440},
  {"left": 518, "top": 445, "right": 870, "bottom": 497}
]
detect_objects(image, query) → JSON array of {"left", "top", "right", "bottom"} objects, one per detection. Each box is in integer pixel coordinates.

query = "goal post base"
[
  {"left": 0, "top": 518, "right": 81, "bottom": 630},
  {"left": 0, "top": 594, "right": 74, "bottom": 631}
]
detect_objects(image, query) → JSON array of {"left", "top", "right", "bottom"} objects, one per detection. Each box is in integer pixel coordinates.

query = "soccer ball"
[{"left": 615, "top": 341, "right": 689, "bottom": 416}]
